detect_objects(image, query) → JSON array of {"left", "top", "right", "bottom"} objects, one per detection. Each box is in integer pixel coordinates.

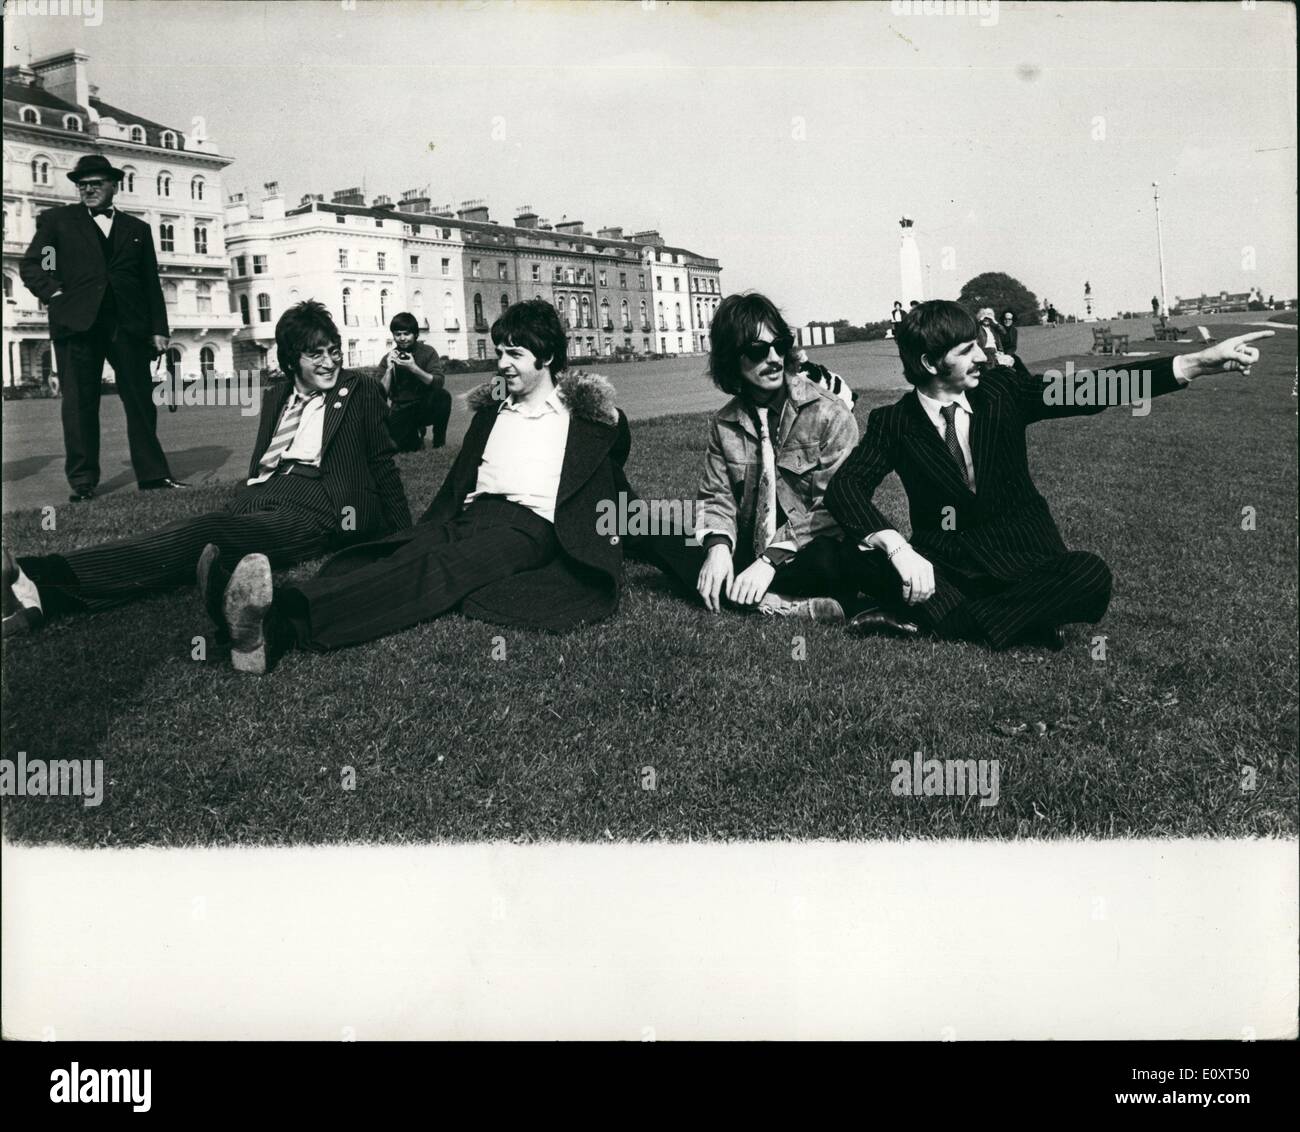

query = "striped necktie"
[
  {"left": 753, "top": 405, "right": 777, "bottom": 558},
  {"left": 940, "top": 402, "right": 972, "bottom": 490},
  {"left": 258, "top": 390, "right": 317, "bottom": 474}
]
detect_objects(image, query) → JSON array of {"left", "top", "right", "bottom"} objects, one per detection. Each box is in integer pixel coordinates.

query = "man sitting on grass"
[
  {"left": 825, "top": 299, "right": 1272, "bottom": 649},
  {"left": 203, "top": 298, "right": 634, "bottom": 673},
  {"left": 630, "top": 291, "right": 902, "bottom": 628},
  {"left": 2, "top": 300, "right": 410, "bottom": 638},
  {"left": 378, "top": 310, "right": 451, "bottom": 450}
]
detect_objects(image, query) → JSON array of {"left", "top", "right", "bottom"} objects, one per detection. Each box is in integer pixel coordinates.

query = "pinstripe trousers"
[
  {"left": 19, "top": 473, "right": 337, "bottom": 615},
  {"left": 852, "top": 546, "right": 1113, "bottom": 649}
]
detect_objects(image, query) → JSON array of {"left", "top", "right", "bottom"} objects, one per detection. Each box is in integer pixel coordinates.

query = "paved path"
[{"left": 3, "top": 314, "right": 1284, "bottom": 513}]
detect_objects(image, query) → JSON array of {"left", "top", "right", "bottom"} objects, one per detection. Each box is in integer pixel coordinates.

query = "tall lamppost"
[{"left": 1152, "top": 181, "right": 1169, "bottom": 317}]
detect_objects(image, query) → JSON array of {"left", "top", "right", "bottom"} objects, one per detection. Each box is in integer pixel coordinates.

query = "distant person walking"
[
  {"left": 19, "top": 153, "right": 184, "bottom": 502},
  {"left": 888, "top": 300, "right": 904, "bottom": 339},
  {"left": 1151, "top": 296, "right": 1161, "bottom": 317},
  {"left": 1047, "top": 304, "right": 1060, "bottom": 327}
]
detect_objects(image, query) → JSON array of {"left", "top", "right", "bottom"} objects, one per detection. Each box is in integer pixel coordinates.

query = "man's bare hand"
[
  {"left": 889, "top": 543, "right": 936, "bottom": 605},
  {"left": 152, "top": 335, "right": 169, "bottom": 356},
  {"left": 696, "top": 544, "right": 734, "bottom": 613},
  {"left": 1178, "top": 330, "right": 1273, "bottom": 380},
  {"left": 727, "top": 558, "right": 776, "bottom": 607}
]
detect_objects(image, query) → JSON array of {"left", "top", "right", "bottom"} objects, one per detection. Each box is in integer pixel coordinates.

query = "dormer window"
[
  {"left": 130, "top": 126, "right": 145, "bottom": 143},
  {"left": 161, "top": 130, "right": 178, "bottom": 149},
  {"left": 20, "top": 107, "right": 39, "bottom": 124},
  {"left": 63, "top": 115, "right": 82, "bottom": 132}
]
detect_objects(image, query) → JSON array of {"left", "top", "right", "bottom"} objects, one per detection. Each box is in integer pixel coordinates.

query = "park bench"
[
  {"left": 1090, "top": 327, "right": 1129, "bottom": 355},
  {"left": 1196, "top": 325, "right": 1217, "bottom": 343}
]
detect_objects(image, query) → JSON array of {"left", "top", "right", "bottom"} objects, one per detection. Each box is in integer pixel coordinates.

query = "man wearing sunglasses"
[
  {"left": 19, "top": 153, "right": 185, "bottom": 502},
  {"left": 3, "top": 301, "right": 409, "bottom": 638},
  {"left": 632, "top": 291, "right": 892, "bottom": 624}
]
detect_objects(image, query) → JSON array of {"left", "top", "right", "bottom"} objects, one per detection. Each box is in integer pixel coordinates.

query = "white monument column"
[{"left": 899, "top": 216, "right": 924, "bottom": 306}]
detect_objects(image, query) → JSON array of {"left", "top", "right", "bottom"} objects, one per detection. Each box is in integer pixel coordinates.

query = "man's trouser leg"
[
  {"left": 423, "top": 387, "right": 452, "bottom": 445},
  {"left": 18, "top": 476, "right": 336, "bottom": 615},
  {"left": 53, "top": 328, "right": 108, "bottom": 494},
  {"left": 273, "top": 496, "right": 559, "bottom": 651},
  {"left": 386, "top": 400, "right": 421, "bottom": 450},
  {"left": 848, "top": 546, "right": 1112, "bottom": 648},
  {"left": 105, "top": 331, "right": 171, "bottom": 485}
]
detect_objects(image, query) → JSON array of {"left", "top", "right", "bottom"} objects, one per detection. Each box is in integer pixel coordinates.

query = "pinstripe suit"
[
  {"left": 18, "top": 370, "right": 410, "bottom": 614},
  {"left": 826, "top": 355, "right": 1187, "bottom": 647}
]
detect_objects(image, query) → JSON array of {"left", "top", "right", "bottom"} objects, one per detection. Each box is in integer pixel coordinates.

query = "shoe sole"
[
  {"left": 223, "top": 554, "right": 272, "bottom": 674},
  {"left": 196, "top": 543, "right": 227, "bottom": 637}
]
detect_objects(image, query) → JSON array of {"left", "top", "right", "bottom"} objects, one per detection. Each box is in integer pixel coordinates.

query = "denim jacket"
[{"left": 695, "top": 369, "right": 859, "bottom": 563}]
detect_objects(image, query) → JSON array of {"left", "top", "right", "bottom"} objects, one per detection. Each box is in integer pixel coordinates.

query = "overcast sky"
[{"left": 9, "top": 0, "right": 1296, "bottom": 323}]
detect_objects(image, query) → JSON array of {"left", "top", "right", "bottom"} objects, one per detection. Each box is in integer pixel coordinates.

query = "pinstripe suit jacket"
[
  {"left": 825, "top": 355, "right": 1185, "bottom": 581},
  {"left": 248, "top": 370, "right": 411, "bottom": 544}
]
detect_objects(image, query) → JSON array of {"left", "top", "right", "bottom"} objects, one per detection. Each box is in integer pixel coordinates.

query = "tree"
[{"left": 957, "top": 272, "right": 1040, "bottom": 326}]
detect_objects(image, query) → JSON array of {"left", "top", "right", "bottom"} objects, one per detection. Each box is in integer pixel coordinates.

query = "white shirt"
[
  {"left": 465, "top": 389, "right": 570, "bottom": 524},
  {"left": 88, "top": 206, "right": 114, "bottom": 239},
  {"left": 915, "top": 388, "right": 976, "bottom": 488},
  {"left": 246, "top": 390, "right": 328, "bottom": 485}
]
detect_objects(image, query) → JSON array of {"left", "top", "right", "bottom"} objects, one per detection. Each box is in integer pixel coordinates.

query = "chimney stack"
[
  {"left": 31, "top": 51, "right": 90, "bottom": 110},
  {"left": 331, "top": 187, "right": 366, "bottom": 207},
  {"left": 457, "top": 199, "right": 490, "bottom": 224}
]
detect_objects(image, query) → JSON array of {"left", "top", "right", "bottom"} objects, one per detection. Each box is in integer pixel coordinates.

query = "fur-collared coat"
[{"left": 319, "top": 371, "right": 633, "bottom": 632}]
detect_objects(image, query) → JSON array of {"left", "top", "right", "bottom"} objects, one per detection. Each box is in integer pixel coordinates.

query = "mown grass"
[{"left": 2, "top": 328, "right": 1296, "bottom": 845}]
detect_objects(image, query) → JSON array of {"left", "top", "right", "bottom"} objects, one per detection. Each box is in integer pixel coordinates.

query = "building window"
[
  {"left": 553, "top": 266, "right": 563, "bottom": 282},
  {"left": 252, "top": 254, "right": 267, "bottom": 275},
  {"left": 121, "top": 168, "right": 136, "bottom": 193},
  {"left": 64, "top": 115, "right": 82, "bottom": 132},
  {"left": 619, "top": 272, "right": 627, "bottom": 288},
  {"left": 498, "top": 262, "right": 508, "bottom": 280},
  {"left": 600, "top": 298, "right": 610, "bottom": 329},
  {"left": 640, "top": 300, "right": 648, "bottom": 329},
  {"left": 341, "top": 287, "right": 352, "bottom": 325},
  {"left": 473, "top": 293, "right": 484, "bottom": 327},
  {"left": 441, "top": 258, "right": 451, "bottom": 277},
  {"left": 470, "top": 259, "right": 481, "bottom": 278},
  {"left": 194, "top": 225, "right": 208, "bottom": 254},
  {"left": 239, "top": 294, "right": 250, "bottom": 325},
  {"left": 675, "top": 302, "right": 682, "bottom": 330},
  {"left": 157, "top": 172, "right": 172, "bottom": 197},
  {"left": 409, "top": 255, "right": 420, "bottom": 273},
  {"left": 638, "top": 273, "right": 645, "bottom": 289},
  {"left": 196, "top": 282, "right": 212, "bottom": 314},
  {"left": 657, "top": 301, "right": 666, "bottom": 330},
  {"left": 599, "top": 270, "right": 607, "bottom": 287},
  {"left": 347, "top": 340, "right": 358, "bottom": 366},
  {"left": 336, "top": 214, "right": 346, "bottom": 225},
  {"left": 674, "top": 277, "right": 681, "bottom": 291},
  {"left": 678, "top": 337, "right": 684, "bottom": 351},
  {"left": 656, "top": 275, "right": 662, "bottom": 290},
  {"left": 580, "top": 295, "right": 592, "bottom": 328},
  {"left": 31, "top": 158, "right": 50, "bottom": 185},
  {"left": 477, "top": 339, "right": 487, "bottom": 360},
  {"left": 620, "top": 299, "right": 630, "bottom": 329},
  {"left": 379, "top": 289, "right": 389, "bottom": 324},
  {"left": 21, "top": 107, "right": 39, "bottom": 124},
  {"left": 231, "top": 256, "right": 246, "bottom": 277},
  {"left": 443, "top": 292, "right": 456, "bottom": 329},
  {"left": 161, "top": 130, "right": 178, "bottom": 149},
  {"left": 531, "top": 263, "right": 541, "bottom": 282},
  {"left": 338, "top": 249, "right": 349, "bottom": 269},
  {"left": 441, "top": 228, "right": 451, "bottom": 239},
  {"left": 257, "top": 293, "right": 271, "bottom": 323},
  {"left": 200, "top": 346, "right": 215, "bottom": 379},
  {"left": 375, "top": 218, "right": 384, "bottom": 228},
  {"left": 568, "top": 295, "right": 579, "bottom": 328},
  {"left": 159, "top": 223, "right": 175, "bottom": 252},
  {"left": 191, "top": 176, "right": 204, "bottom": 200},
  {"left": 130, "top": 125, "right": 145, "bottom": 143},
  {"left": 377, "top": 252, "right": 387, "bottom": 271},
  {"left": 163, "top": 282, "right": 179, "bottom": 307},
  {"left": 501, "top": 293, "right": 510, "bottom": 315}
]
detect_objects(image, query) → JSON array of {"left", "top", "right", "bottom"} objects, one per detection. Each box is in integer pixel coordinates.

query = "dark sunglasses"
[{"left": 740, "top": 336, "right": 793, "bottom": 364}]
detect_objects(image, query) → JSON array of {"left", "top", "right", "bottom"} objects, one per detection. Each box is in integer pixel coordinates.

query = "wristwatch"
[{"left": 758, "top": 553, "right": 776, "bottom": 568}]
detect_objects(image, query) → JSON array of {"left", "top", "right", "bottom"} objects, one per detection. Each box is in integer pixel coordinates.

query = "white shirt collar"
[
  {"left": 915, "top": 387, "right": 973, "bottom": 427},
  {"left": 500, "top": 386, "right": 566, "bottom": 419}
]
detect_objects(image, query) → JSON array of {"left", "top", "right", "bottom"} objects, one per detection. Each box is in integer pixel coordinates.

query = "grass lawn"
[{"left": 2, "top": 326, "right": 1296, "bottom": 845}]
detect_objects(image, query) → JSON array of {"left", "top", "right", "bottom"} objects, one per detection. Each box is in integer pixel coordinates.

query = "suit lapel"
[
  {"left": 106, "top": 211, "right": 131, "bottom": 260},
  {"left": 252, "top": 380, "right": 294, "bottom": 464},
  {"left": 555, "top": 416, "right": 614, "bottom": 508},
  {"left": 968, "top": 384, "right": 997, "bottom": 490},
  {"left": 71, "top": 205, "right": 107, "bottom": 271},
  {"left": 319, "top": 371, "right": 359, "bottom": 454},
  {"left": 901, "top": 391, "right": 974, "bottom": 499}
]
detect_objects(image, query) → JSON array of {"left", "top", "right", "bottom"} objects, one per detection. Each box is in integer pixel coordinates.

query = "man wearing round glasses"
[{"left": 19, "top": 153, "right": 184, "bottom": 502}]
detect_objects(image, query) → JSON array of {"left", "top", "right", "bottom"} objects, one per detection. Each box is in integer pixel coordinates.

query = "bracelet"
[{"left": 886, "top": 544, "right": 907, "bottom": 560}]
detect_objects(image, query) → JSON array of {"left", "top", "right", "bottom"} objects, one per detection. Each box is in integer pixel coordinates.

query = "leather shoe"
[
  {"left": 845, "top": 606, "right": 920, "bottom": 639},
  {"left": 1019, "top": 624, "right": 1066, "bottom": 652},
  {"left": 68, "top": 488, "right": 95, "bottom": 502},
  {"left": 197, "top": 543, "right": 232, "bottom": 642},
  {"left": 139, "top": 477, "right": 188, "bottom": 491},
  {"left": 224, "top": 553, "right": 274, "bottom": 674},
  {"left": 2, "top": 547, "right": 45, "bottom": 637}
]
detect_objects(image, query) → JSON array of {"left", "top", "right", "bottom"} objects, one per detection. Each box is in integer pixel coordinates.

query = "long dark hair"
[{"left": 708, "top": 292, "right": 794, "bottom": 395}]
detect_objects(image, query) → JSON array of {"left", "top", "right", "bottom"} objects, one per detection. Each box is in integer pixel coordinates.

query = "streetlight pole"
[{"left": 1152, "top": 181, "right": 1169, "bottom": 317}]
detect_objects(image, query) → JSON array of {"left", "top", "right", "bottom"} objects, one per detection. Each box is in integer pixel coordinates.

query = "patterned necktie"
[
  {"left": 753, "top": 405, "right": 778, "bottom": 557},
  {"left": 940, "top": 402, "right": 972, "bottom": 490},
  {"left": 259, "top": 390, "right": 315, "bottom": 474}
]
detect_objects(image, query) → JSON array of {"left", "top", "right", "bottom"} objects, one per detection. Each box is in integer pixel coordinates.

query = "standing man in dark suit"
[
  {"left": 826, "top": 300, "right": 1271, "bottom": 650},
  {"left": 206, "top": 298, "right": 633, "bottom": 674},
  {"left": 19, "top": 153, "right": 184, "bottom": 502},
  {"left": 2, "top": 301, "right": 409, "bottom": 637}
]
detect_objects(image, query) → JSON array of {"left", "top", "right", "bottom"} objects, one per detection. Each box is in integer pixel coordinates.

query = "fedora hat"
[{"left": 66, "top": 153, "right": 126, "bottom": 184}]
